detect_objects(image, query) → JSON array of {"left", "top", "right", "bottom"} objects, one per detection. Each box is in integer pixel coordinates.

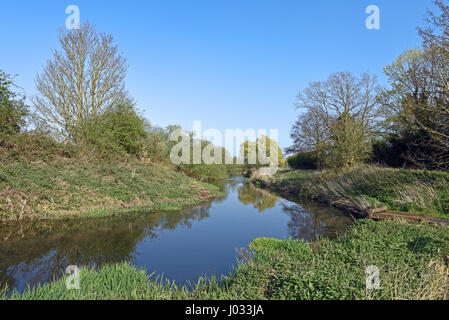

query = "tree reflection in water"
[
  {"left": 0, "top": 179, "right": 352, "bottom": 293},
  {"left": 280, "top": 201, "right": 353, "bottom": 241},
  {"left": 236, "top": 183, "right": 352, "bottom": 241},
  {"left": 238, "top": 183, "right": 279, "bottom": 212},
  {"left": 0, "top": 204, "right": 211, "bottom": 292}
]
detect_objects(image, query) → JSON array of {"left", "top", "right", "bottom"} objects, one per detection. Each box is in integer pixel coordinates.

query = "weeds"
[{"left": 252, "top": 165, "right": 449, "bottom": 218}]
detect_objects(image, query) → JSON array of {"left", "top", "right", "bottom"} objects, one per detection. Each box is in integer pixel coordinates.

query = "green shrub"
[
  {"left": 140, "top": 125, "right": 172, "bottom": 163},
  {"left": 253, "top": 165, "right": 449, "bottom": 218},
  {"left": 88, "top": 100, "right": 148, "bottom": 157},
  {"left": 0, "top": 70, "right": 28, "bottom": 136},
  {"left": 0, "top": 133, "right": 76, "bottom": 162},
  {"left": 287, "top": 153, "right": 317, "bottom": 170}
]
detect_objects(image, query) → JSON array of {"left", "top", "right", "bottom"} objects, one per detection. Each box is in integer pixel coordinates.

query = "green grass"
[
  {"left": 0, "top": 160, "right": 222, "bottom": 220},
  {"left": 178, "top": 163, "right": 242, "bottom": 181},
  {"left": 3, "top": 220, "right": 448, "bottom": 300},
  {"left": 252, "top": 166, "right": 449, "bottom": 219},
  {"left": 242, "top": 220, "right": 449, "bottom": 300}
]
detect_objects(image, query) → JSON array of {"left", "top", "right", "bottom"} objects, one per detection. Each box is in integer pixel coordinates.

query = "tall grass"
[{"left": 253, "top": 165, "right": 449, "bottom": 218}]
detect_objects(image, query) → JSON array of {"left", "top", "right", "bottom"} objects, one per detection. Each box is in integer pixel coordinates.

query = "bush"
[
  {"left": 88, "top": 101, "right": 148, "bottom": 157},
  {"left": 0, "top": 71, "right": 28, "bottom": 136},
  {"left": 140, "top": 125, "right": 172, "bottom": 163},
  {"left": 371, "top": 138, "right": 408, "bottom": 168},
  {"left": 0, "top": 132, "right": 76, "bottom": 162},
  {"left": 287, "top": 153, "right": 317, "bottom": 170},
  {"left": 254, "top": 165, "right": 449, "bottom": 218}
]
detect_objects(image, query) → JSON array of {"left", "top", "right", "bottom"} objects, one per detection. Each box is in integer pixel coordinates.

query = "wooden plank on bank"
[
  {"left": 369, "top": 209, "right": 449, "bottom": 225},
  {"left": 368, "top": 207, "right": 388, "bottom": 214}
]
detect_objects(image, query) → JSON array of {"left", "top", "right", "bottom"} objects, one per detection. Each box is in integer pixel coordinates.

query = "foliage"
[
  {"left": 286, "top": 109, "right": 329, "bottom": 169},
  {"left": 240, "top": 135, "right": 287, "bottom": 169},
  {"left": 380, "top": 47, "right": 449, "bottom": 171},
  {"left": 252, "top": 166, "right": 449, "bottom": 218},
  {"left": 173, "top": 131, "right": 238, "bottom": 180},
  {"left": 0, "top": 70, "right": 28, "bottom": 136},
  {"left": 378, "top": 1, "right": 449, "bottom": 171},
  {"left": 140, "top": 125, "right": 173, "bottom": 164},
  {"left": 371, "top": 138, "right": 409, "bottom": 168},
  {"left": 287, "top": 153, "right": 317, "bottom": 170},
  {"left": 0, "top": 132, "right": 77, "bottom": 162},
  {"left": 88, "top": 100, "right": 148, "bottom": 157}
]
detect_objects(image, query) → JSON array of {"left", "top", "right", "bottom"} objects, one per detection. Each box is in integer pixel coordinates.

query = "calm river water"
[{"left": 0, "top": 177, "right": 353, "bottom": 292}]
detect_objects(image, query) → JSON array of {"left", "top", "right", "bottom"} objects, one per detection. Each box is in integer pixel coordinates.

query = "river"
[{"left": 0, "top": 177, "right": 353, "bottom": 292}]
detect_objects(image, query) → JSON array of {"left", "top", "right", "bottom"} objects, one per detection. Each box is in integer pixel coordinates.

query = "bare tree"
[
  {"left": 33, "top": 23, "right": 128, "bottom": 142},
  {"left": 290, "top": 71, "right": 380, "bottom": 168},
  {"left": 286, "top": 109, "right": 330, "bottom": 169},
  {"left": 417, "top": 0, "right": 449, "bottom": 146}
]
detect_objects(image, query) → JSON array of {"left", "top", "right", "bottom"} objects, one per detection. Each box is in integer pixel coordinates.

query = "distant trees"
[
  {"left": 240, "top": 135, "right": 287, "bottom": 169},
  {"left": 0, "top": 70, "right": 28, "bottom": 136},
  {"left": 33, "top": 23, "right": 128, "bottom": 143},
  {"left": 289, "top": 72, "right": 380, "bottom": 169}
]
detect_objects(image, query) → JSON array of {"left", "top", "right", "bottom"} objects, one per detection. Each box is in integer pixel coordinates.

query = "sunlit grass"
[
  {"left": 0, "top": 161, "right": 222, "bottom": 220},
  {"left": 253, "top": 165, "right": 449, "bottom": 218}
]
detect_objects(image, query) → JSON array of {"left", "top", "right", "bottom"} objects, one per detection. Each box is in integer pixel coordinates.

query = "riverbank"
[
  {"left": 0, "top": 133, "right": 227, "bottom": 221},
  {"left": 0, "top": 160, "right": 222, "bottom": 221},
  {"left": 3, "top": 219, "right": 448, "bottom": 300},
  {"left": 251, "top": 166, "right": 449, "bottom": 219}
]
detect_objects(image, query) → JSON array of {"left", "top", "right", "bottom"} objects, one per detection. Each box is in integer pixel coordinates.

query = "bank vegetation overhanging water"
[{"left": 250, "top": 166, "right": 449, "bottom": 220}]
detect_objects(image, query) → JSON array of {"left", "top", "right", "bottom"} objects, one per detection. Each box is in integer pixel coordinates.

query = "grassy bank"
[
  {"left": 0, "top": 133, "right": 223, "bottom": 221},
  {"left": 251, "top": 166, "right": 449, "bottom": 219},
  {"left": 3, "top": 219, "right": 448, "bottom": 300},
  {"left": 177, "top": 163, "right": 241, "bottom": 181},
  {"left": 0, "top": 161, "right": 221, "bottom": 220}
]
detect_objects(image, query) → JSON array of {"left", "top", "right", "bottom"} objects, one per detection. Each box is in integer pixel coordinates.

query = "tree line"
[
  {"left": 287, "top": 0, "right": 449, "bottom": 172},
  {"left": 1, "top": 20, "right": 287, "bottom": 175}
]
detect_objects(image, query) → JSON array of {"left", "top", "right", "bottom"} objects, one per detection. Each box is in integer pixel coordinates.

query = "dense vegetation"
[
  {"left": 3, "top": 220, "right": 448, "bottom": 300},
  {"left": 0, "top": 159, "right": 221, "bottom": 221},
  {"left": 0, "top": 71, "right": 28, "bottom": 136},
  {"left": 252, "top": 166, "right": 449, "bottom": 219}
]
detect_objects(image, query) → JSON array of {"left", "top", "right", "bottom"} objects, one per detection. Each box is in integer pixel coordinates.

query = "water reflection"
[
  {"left": 0, "top": 205, "right": 211, "bottom": 291},
  {"left": 280, "top": 201, "right": 352, "bottom": 241},
  {"left": 238, "top": 184, "right": 279, "bottom": 212},
  {"left": 0, "top": 179, "right": 352, "bottom": 292}
]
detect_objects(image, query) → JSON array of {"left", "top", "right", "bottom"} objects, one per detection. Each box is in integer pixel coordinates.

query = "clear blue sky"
[{"left": 0, "top": 0, "right": 434, "bottom": 152}]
